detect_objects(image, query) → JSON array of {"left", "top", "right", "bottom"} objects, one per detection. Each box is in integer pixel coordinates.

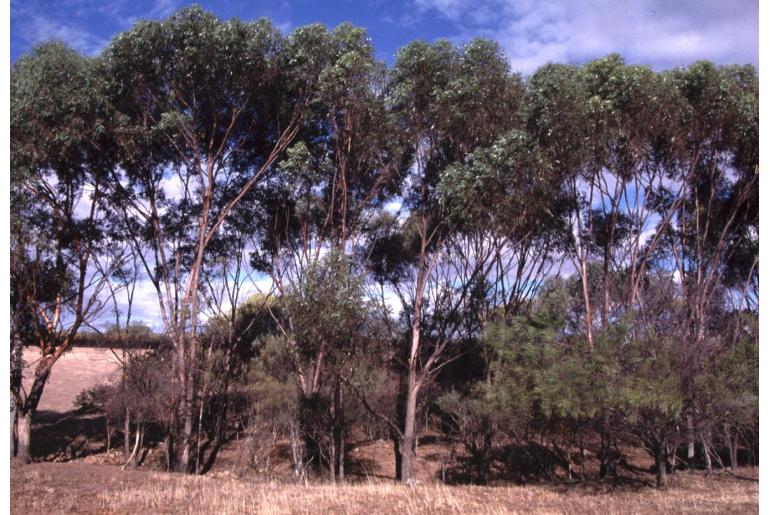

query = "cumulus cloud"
[{"left": 412, "top": 0, "right": 758, "bottom": 73}]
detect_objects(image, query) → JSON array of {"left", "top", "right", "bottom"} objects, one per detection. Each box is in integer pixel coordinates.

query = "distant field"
[
  {"left": 11, "top": 463, "right": 759, "bottom": 514},
  {"left": 22, "top": 347, "right": 122, "bottom": 414}
]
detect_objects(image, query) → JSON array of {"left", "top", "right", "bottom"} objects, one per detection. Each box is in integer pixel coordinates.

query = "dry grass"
[{"left": 12, "top": 463, "right": 758, "bottom": 514}]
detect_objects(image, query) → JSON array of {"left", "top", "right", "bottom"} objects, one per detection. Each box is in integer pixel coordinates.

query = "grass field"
[{"left": 11, "top": 462, "right": 758, "bottom": 514}]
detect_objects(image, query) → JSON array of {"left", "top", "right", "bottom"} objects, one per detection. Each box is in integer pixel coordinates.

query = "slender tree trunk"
[
  {"left": 598, "top": 411, "right": 612, "bottom": 479},
  {"left": 334, "top": 379, "right": 345, "bottom": 482},
  {"left": 700, "top": 432, "right": 712, "bottom": 475},
  {"left": 724, "top": 424, "right": 739, "bottom": 470},
  {"left": 655, "top": 443, "right": 668, "bottom": 488},
  {"left": 195, "top": 397, "right": 205, "bottom": 475},
  {"left": 123, "top": 423, "right": 143, "bottom": 469},
  {"left": 124, "top": 408, "right": 131, "bottom": 460},
  {"left": 730, "top": 439, "right": 739, "bottom": 470},
  {"left": 11, "top": 403, "right": 17, "bottom": 458},
  {"left": 400, "top": 265, "right": 426, "bottom": 484},
  {"left": 392, "top": 430, "right": 402, "bottom": 481},
  {"left": 165, "top": 434, "right": 173, "bottom": 472},
  {"left": 580, "top": 258, "right": 594, "bottom": 350},
  {"left": 328, "top": 439, "right": 336, "bottom": 483},
  {"left": 687, "top": 414, "right": 695, "bottom": 469},
  {"left": 392, "top": 362, "right": 408, "bottom": 481},
  {"left": 655, "top": 430, "right": 668, "bottom": 489},
  {"left": 400, "top": 369, "right": 419, "bottom": 483},
  {"left": 176, "top": 337, "right": 195, "bottom": 473}
]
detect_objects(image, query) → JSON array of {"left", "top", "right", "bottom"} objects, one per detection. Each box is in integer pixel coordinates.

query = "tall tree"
[
  {"left": 102, "top": 7, "right": 307, "bottom": 472},
  {"left": 10, "top": 42, "right": 116, "bottom": 462},
  {"left": 374, "top": 38, "right": 520, "bottom": 482},
  {"left": 250, "top": 23, "right": 404, "bottom": 480}
]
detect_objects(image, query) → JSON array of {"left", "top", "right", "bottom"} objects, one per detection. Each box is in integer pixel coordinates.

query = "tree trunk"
[
  {"left": 730, "top": 440, "right": 739, "bottom": 470},
  {"left": 655, "top": 432, "right": 668, "bottom": 489},
  {"left": 106, "top": 420, "right": 112, "bottom": 454},
  {"left": 11, "top": 401, "right": 17, "bottom": 458},
  {"left": 655, "top": 444, "right": 668, "bottom": 489},
  {"left": 700, "top": 432, "right": 712, "bottom": 475},
  {"left": 724, "top": 424, "right": 739, "bottom": 470},
  {"left": 123, "top": 423, "right": 143, "bottom": 469},
  {"left": 392, "top": 430, "right": 402, "bottom": 481},
  {"left": 165, "top": 434, "right": 173, "bottom": 472},
  {"left": 686, "top": 414, "right": 695, "bottom": 469},
  {"left": 195, "top": 396, "right": 205, "bottom": 475},
  {"left": 598, "top": 411, "right": 611, "bottom": 479},
  {"left": 176, "top": 337, "right": 195, "bottom": 473},
  {"left": 392, "top": 364, "right": 408, "bottom": 481},
  {"left": 13, "top": 366, "right": 51, "bottom": 464},
  {"left": 334, "top": 379, "right": 345, "bottom": 482},
  {"left": 124, "top": 408, "right": 131, "bottom": 460},
  {"left": 579, "top": 257, "right": 594, "bottom": 350},
  {"left": 400, "top": 369, "right": 419, "bottom": 483},
  {"left": 328, "top": 440, "right": 336, "bottom": 483},
  {"left": 15, "top": 412, "right": 33, "bottom": 464}
]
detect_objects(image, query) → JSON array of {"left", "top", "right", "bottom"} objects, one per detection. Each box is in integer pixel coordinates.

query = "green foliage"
[
  {"left": 283, "top": 251, "right": 374, "bottom": 365},
  {"left": 481, "top": 282, "right": 685, "bottom": 438},
  {"left": 697, "top": 335, "right": 758, "bottom": 427},
  {"left": 11, "top": 42, "right": 113, "bottom": 185}
]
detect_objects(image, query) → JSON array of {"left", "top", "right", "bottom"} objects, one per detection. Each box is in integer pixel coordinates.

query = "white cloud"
[
  {"left": 160, "top": 173, "right": 185, "bottom": 201},
  {"left": 19, "top": 14, "right": 109, "bottom": 56},
  {"left": 117, "top": 0, "right": 181, "bottom": 28},
  {"left": 412, "top": 0, "right": 758, "bottom": 74},
  {"left": 382, "top": 289, "right": 404, "bottom": 315}
]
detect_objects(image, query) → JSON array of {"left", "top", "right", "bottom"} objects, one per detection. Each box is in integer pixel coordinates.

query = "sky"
[{"left": 11, "top": 0, "right": 759, "bottom": 74}]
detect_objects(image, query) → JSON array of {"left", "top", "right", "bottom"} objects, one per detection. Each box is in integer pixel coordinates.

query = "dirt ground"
[{"left": 11, "top": 462, "right": 758, "bottom": 514}]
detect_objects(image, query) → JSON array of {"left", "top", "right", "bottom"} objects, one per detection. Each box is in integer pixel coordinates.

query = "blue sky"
[{"left": 11, "top": 0, "right": 759, "bottom": 73}]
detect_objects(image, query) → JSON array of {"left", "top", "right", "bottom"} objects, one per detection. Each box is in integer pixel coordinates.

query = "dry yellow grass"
[{"left": 12, "top": 463, "right": 758, "bottom": 514}]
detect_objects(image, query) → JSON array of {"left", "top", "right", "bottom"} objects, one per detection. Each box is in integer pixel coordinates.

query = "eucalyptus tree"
[
  {"left": 247, "top": 23, "right": 405, "bottom": 480},
  {"left": 10, "top": 42, "right": 117, "bottom": 463},
  {"left": 659, "top": 61, "right": 758, "bottom": 344},
  {"left": 101, "top": 7, "right": 312, "bottom": 472},
  {"left": 369, "top": 38, "right": 521, "bottom": 482},
  {"left": 254, "top": 22, "right": 404, "bottom": 296},
  {"left": 521, "top": 63, "right": 597, "bottom": 345},
  {"left": 280, "top": 252, "right": 381, "bottom": 481},
  {"left": 653, "top": 61, "right": 758, "bottom": 467}
]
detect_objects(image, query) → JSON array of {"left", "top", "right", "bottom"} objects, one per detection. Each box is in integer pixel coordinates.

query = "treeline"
[{"left": 10, "top": 7, "right": 757, "bottom": 488}]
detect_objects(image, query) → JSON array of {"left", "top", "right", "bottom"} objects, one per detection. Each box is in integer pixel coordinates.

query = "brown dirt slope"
[{"left": 22, "top": 347, "right": 122, "bottom": 414}]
